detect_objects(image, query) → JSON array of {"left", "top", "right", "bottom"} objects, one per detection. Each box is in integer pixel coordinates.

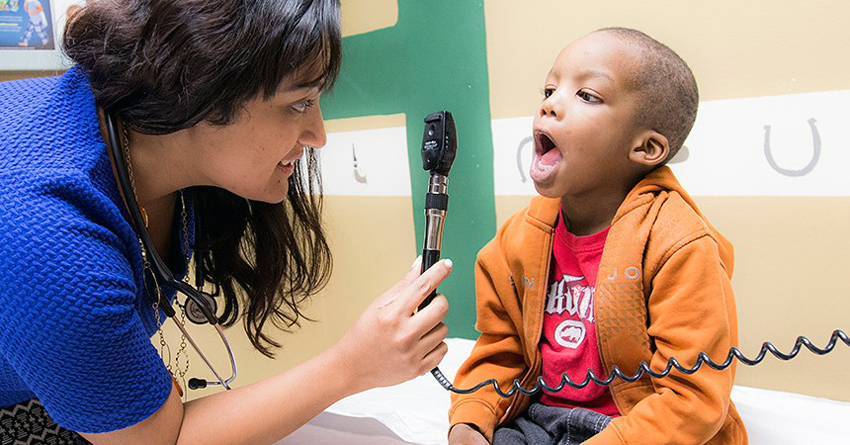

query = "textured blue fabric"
[{"left": 0, "top": 67, "right": 192, "bottom": 433}]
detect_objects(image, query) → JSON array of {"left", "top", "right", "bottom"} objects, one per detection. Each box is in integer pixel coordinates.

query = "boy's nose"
[{"left": 539, "top": 97, "right": 558, "bottom": 118}]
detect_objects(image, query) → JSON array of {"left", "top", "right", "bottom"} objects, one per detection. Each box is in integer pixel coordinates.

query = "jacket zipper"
[{"left": 502, "top": 227, "right": 554, "bottom": 421}]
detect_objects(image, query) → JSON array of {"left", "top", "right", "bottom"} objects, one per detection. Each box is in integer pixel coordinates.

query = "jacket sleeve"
[
  {"left": 449, "top": 217, "right": 529, "bottom": 442},
  {"left": 586, "top": 235, "right": 737, "bottom": 445}
]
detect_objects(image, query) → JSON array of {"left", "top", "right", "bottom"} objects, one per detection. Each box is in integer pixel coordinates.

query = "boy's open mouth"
[{"left": 532, "top": 132, "right": 562, "bottom": 179}]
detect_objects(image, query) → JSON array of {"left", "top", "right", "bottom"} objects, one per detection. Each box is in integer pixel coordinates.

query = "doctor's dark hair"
[{"left": 63, "top": 0, "right": 340, "bottom": 357}]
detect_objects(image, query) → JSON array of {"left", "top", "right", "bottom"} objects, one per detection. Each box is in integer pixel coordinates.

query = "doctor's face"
[{"left": 184, "top": 76, "right": 327, "bottom": 204}]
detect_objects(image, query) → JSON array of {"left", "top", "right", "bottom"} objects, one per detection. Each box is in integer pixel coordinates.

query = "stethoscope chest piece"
[{"left": 185, "top": 293, "right": 218, "bottom": 325}]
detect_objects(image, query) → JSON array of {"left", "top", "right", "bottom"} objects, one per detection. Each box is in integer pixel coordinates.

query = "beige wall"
[
  {"left": 484, "top": 0, "right": 850, "bottom": 119},
  {"left": 699, "top": 197, "right": 850, "bottom": 400},
  {"left": 6, "top": 0, "right": 848, "bottom": 404},
  {"left": 0, "top": 71, "right": 60, "bottom": 81}
]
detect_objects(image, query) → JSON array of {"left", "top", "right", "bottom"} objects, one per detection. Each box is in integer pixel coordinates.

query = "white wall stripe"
[
  {"left": 319, "top": 126, "right": 412, "bottom": 196},
  {"left": 492, "top": 90, "right": 850, "bottom": 197}
]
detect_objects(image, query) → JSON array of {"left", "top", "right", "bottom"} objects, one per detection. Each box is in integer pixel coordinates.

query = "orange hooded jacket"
[{"left": 449, "top": 167, "right": 747, "bottom": 444}]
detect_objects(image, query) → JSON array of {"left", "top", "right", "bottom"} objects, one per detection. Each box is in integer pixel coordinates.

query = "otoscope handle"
[
  {"left": 418, "top": 249, "right": 441, "bottom": 311},
  {"left": 419, "top": 174, "right": 448, "bottom": 311}
]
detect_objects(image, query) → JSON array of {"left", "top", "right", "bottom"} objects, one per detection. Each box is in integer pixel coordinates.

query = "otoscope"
[
  {"left": 417, "top": 111, "right": 849, "bottom": 397},
  {"left": 419, "top": 111, "right": 456, "bottom": 308},
  {"left": 418, "top": 111, "right": 459, "bottom": 391}
]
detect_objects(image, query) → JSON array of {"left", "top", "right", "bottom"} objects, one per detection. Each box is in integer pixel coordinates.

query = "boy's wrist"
[
  {"left": 449, "top": 423, "right": 488, "bottom": 444},
  {"left": 449, "top": 398, "right": 500, "bottom": 441},
  {"left": 450, "top": 422, "right": 482, "bottom": 434}
]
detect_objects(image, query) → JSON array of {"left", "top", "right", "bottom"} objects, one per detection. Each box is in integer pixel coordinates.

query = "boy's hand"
[{"left": 449, "top": 423, "right": 489, "bottom": 445}]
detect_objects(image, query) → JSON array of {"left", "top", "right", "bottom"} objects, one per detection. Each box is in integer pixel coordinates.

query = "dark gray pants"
[
  {"left": 0, "top": 398, "right": 90, "bottom": 444},
  {"left": 493, "top": 403, "right": 612, "bottom": 445}
]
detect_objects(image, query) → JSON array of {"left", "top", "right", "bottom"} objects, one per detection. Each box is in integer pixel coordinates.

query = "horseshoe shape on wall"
[
  {"left": 352, "top": 143, "right": 368, "bottom": 183},
  {"left": 516, "top": 136, "right": 533, "bottom": 183},
  {"left": 764, "top": 118, "right": 821, "bottom": 177}
]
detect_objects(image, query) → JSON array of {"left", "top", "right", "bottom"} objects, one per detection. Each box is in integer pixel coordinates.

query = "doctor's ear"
[{"left": 629, "top": 130, "right": 669, "bottom": 167}]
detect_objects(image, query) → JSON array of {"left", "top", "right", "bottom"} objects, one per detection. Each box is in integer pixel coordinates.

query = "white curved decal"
[{"left": 493, "top": 90, "right": 850, "bottom": 197}]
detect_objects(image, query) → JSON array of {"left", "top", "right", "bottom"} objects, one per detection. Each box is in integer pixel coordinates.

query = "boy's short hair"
[{"left": 596, "top": 27, "right": 698, "bottom": 162}]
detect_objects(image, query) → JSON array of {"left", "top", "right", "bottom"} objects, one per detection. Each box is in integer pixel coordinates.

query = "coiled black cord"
[{"left": 432, "top": 329, "right": 849, "bottom": 397}]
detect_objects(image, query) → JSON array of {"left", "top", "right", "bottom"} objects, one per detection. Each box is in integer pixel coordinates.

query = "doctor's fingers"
[
  {"left": 419, "top": 321, "right": 449, "bottom": 352},
  {"left": 394, "top": 255, "right": 425, "bottom": 293},
  {"left": 409, "top": 293, "right": 449, "bottom": 334},
  {"left": 419, "top": 339, "right": 449, "bottom": 375},
  {"left": 373, "top": 256, "right": 423, "bottom": 309},
  {"left": 396, "top": 259, "right": 453, "bottom": 316}
]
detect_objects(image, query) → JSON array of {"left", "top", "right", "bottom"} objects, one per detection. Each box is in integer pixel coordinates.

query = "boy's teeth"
[{"left": 535, "top": 157, "right": 555, "bottom": 172}]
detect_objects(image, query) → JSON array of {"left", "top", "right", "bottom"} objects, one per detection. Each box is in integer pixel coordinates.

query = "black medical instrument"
[
  {"left": 450, "top": 330, "right": 850, "bottom": 397},
  {"left": 419, "top": 111, "right": 849, "bottom": 397},
  {"left": 419, "top": 111, "right": 456, "bottom": 310},
  {"left": 105, "top": 113, "right": 237, "bottom": 391},
  {"left": 417, "top": 111, "right": 458, "bottom": 391}
]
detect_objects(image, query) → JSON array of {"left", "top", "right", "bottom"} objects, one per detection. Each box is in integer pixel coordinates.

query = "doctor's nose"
[{"left": 300, "top": 105, "right": 327, "bottom": 150}]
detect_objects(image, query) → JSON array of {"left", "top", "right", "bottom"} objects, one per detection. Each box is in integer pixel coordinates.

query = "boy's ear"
[{"left": 629, "top": 130, "right": 669, "bottom": 167}]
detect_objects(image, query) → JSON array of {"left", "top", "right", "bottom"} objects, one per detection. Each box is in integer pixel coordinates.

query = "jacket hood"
[
  {"left": 624, "top": 166, "right": 735, "bottom": 275},
  {"left": 527, "top": 166, "right": 734, "bottom": 275}
]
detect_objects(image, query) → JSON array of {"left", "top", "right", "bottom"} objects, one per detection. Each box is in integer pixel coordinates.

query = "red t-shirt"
[{"left": 538, "top": 215, "right": 619, "bottom": 416}]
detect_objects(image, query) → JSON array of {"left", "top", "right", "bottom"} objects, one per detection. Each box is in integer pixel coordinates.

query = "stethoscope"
[{"left": 105, "top": 112, "right": 237, "bottom": 391}]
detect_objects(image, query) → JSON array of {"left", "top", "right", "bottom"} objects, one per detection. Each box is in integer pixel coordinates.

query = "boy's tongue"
[
  {"left": 538, "top": 148, "right": 562, "bottom": 166},
  {"left": 530, "top": 148, "right": 563, "bottom": 181}
]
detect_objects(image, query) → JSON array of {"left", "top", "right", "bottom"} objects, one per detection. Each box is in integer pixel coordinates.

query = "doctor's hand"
[{"left": 331, "top": 257, "right": 452, "bottom": 394}]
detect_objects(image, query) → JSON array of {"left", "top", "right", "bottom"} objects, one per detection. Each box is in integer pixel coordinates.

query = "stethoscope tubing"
[{"left": 105, "top": 112, "right": 236, "bottom": 391}]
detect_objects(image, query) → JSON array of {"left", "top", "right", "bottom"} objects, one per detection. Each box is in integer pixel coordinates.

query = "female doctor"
[{"left": 0, "top": 0, "right": 450, "bottom": 443}]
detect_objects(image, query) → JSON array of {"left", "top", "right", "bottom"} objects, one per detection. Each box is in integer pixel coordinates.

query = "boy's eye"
[
  {"left": 577, "top": 90, "right": 602, "bottom": 103},
  {"left": 542, "top": 87, "right": 555, "bottom": 99}
]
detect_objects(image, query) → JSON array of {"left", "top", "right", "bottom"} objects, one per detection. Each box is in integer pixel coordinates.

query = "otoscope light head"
[{"left": 421, "top": 111, "right": 457, "bottom": 176}]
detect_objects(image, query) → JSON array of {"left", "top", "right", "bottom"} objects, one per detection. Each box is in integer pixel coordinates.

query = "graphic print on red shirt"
[{"left": 539, "top": 215, "right": 619, "bottom": 416}]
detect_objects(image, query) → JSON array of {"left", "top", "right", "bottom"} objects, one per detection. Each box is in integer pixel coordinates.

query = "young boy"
[{"left": 448, "top": 28, "right": 747, "bottom": 444}]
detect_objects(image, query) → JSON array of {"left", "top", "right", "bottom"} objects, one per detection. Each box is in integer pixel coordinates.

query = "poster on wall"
[{"left": 0, "top": 0, "right": 54, "bottom": 50}]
